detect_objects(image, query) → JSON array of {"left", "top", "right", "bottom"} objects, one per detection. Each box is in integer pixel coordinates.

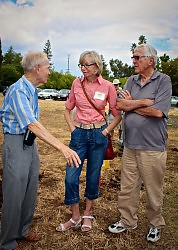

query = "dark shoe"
[
  {"left": 14, "top": 245, "right": 23, "bottom": 250},
  {"left": 23, "top": 231, "right": 41, "bottom": 242},
  {"left": 0, "top": 243, "right": 23, "bottom": 250}
]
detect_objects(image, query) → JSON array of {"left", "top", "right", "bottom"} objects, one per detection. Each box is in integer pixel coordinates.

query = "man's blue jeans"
[{"left": 64, "top": 125, "right": 108, "bottom": 205}]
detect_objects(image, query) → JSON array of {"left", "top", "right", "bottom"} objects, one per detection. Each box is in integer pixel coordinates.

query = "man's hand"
[
  {"left": 118, "top": 90, "right": 154, "bottom": 106},
  {"left": 28, "top": 121, "right": 81, "bottom": 168},
  {"left": 60, "top": 145, "right": 81, "bottom": 168},
  {"left": 119, "top": 90, "right": 132, "bottom": 100}
]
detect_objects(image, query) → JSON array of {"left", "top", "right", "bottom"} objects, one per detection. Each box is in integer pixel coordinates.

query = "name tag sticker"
[{"left": 94, "top": 91, "right": 105, "bottom": 101}]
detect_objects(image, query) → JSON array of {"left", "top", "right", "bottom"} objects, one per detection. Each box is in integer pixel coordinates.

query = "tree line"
[{"left": 0, "top": 36, "right": 177, "bottom": 95}]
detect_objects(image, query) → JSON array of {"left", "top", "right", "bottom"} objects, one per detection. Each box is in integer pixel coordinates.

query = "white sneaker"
[
  {"left": 108, "top": 220, "right": 137, "bottom": 233},
  {"left": 147, "top": 227, "right": 161, "bottom": 242}
]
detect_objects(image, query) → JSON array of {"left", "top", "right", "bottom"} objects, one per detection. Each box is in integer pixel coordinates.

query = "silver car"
[{"left": 54, "top": 89, "right": 70, "bottom": 101}]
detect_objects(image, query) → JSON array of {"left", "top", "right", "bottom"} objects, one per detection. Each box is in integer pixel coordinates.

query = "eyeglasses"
[
  {"left": 131, "top": 55, "right": 149, "bottom": 60},
  {"left": 78, "top": 63, "right": 95, "bottom": 69}
]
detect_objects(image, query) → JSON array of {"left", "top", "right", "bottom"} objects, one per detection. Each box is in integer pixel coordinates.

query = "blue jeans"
[{"left": 64, "top": 125, "right": 108, "bottom": 205}]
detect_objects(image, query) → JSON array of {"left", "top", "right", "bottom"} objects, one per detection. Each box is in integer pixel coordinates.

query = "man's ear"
[
  {"left": 34, "top": 64, "right": 40, "bottom": 72},
  {"left": 149, "top": 57, "right": 154, "bottom": 66}
]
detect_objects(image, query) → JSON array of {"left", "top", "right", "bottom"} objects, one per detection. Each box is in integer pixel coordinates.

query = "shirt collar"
[
  {"left": 80, "top": 75, "right": 103, "bottom": 85},
  {"left": 134, "top": 70, "right": 159, "bottom": 81},
  {"left": 22, "top": 75, "right": 36, "bottom": 94}
]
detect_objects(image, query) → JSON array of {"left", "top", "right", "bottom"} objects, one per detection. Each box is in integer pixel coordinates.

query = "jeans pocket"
[
  {"left": 71, "top": 127, "right": 78, "bottom": 135},
  {"left": 95, "top": 127, "right": 108, "bottom": 145},
  {"left": 70, "top": 128, "right": 81, "bottom": 148}
]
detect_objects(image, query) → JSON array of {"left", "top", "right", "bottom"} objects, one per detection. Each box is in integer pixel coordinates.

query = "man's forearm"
[
  {"left": 134, "top": 107, "right": 163, "bottom": 118},
  {"left": 28, "top": 121, "right": 63, "bottom": 151},
  {"left": 117, "top": 99, "right": 153, "bottom": 112}
]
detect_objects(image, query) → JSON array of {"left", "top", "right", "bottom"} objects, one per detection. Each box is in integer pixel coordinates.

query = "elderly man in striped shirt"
[{"left": 0, "top": 51, "right": 81, "bottom": 250}]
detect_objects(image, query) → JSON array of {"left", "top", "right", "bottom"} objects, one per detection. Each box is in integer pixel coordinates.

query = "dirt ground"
[{"left": 0, "top": 95, "right": 178, "bottom": 250}]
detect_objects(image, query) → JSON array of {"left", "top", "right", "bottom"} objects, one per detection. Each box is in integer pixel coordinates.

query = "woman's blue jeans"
[{"left": 64, "top": 125, "right": 108, "bottom": 205}]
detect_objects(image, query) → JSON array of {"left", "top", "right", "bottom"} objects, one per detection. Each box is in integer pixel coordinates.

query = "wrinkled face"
[
  {"left": 132, "top": 48, "right": 154, "bottom": 74},
  {"left": 36, "top": 63, "right": 50, "bottom": 86},
  {"left": 78, "top": 55, "right": 98, "bottom": 78}
]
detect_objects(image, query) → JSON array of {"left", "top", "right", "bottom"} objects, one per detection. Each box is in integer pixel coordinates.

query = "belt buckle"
[{"left": 90, "top": 124, "right": 95, "bottom": 129}]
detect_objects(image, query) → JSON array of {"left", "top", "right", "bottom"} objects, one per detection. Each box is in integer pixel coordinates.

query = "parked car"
[
  {"left": 2, "top": 87, "right": 9, "bottom": 96},
  {"left": 37, "top": 88, "right": 43, "bottom": 93},
  {"left": 38, "top": 89, "right": 59, "bottom": 99},
  {"left": 171, "top": 96, "right": 178, "bottom": 107},
  {"left": 54, "top": 89, "right": 70, "bottom": 101}
]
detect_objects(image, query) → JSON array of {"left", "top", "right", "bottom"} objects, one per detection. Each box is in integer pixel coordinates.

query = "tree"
[
  {"left": 160, "top": 53, "right": 170, "bottom": 62},
  {"left": 109, "top": 59, "right": 134, "bottom": 78},
  {"left": 138, "top": 35, "right": 147, "bottom": 45},
  {"left": 43, "top": 70, "right": 75, "bottom": 90},
  {"left": 43, "top": 39, "right": 53, "bottom": 68},
  {"left": 3, "top": 46, "right": 22, "bottom": 65},
  {"left": 161, "top": 58, "right": 178, "bottom": 96},
  {"left": 0, "top": 38, "right": 3, "bottom": 85},
  {"left": 1, "top": 64, "right": 21, "bottom": 87},
  {"left": 1, "top": 46, "right": 23, "bottom": 90},
  {"left": 130, "top": 35, "right": 147, "bottom": 52},
  {"left": 100, "top": 55, "right": 110, "bottom": 80},
  {"left": 130, "top": 42, "right": 137, "bottom": 53}
]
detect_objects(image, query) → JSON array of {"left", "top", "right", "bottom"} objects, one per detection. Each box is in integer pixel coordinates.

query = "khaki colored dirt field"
[{"left": 0, "top": 94, "right": 178, "bottom": 250}]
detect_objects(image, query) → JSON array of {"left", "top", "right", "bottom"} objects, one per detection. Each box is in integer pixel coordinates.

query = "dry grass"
[{"left": 0, "top": 95, "right": 178, "bottom": 250}]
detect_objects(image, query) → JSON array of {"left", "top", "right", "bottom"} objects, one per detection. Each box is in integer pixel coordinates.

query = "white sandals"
[
  {"left": 56, "top": 217, "right": 82, "bottom": 232},
  {"left": 56, "top": 215, "right": 94, "bottom": 232},
  {"left": 81, "top": 215, "right": 94, "bottom": 232}
]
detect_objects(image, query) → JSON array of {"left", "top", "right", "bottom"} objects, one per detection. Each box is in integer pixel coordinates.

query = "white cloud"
[{"left": 0, "top": 0, "right": 178, "bottom": 76}]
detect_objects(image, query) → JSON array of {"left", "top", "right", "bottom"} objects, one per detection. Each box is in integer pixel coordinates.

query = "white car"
[
  {"left": 38, "top": 89, "right": 59, "bottom": 99},
  {"left": 171, "top": 96, "right": 178, "bottom": 107}
]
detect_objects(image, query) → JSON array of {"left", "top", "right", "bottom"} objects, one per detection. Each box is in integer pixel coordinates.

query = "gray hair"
[
  {"left": 21, "top": 51, "right": 49, "bottom": 72},
  {"left": 79, "top": 50, "right": 103, "bottom": 75},
  {"left": 134, "top": 44, "right": 158, "bottom": 66}
]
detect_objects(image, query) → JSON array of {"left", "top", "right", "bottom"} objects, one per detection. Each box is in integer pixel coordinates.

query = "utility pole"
[{"left": 66, "top": 54, "right": 70, "bottom": 73}]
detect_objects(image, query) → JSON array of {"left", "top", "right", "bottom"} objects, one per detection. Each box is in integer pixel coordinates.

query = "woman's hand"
[
  {"left": 102, "top": 128, "right": 108, "bottom": 137},
  {"left": 70, "top": 125, "right": 76, "bottom": 133}
]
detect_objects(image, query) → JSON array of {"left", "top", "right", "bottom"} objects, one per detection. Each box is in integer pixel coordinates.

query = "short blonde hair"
[
  {"left": 21, "top": 51, "right": 49, "bottom": 72},
  {"left": 79, "top": 50, "right": 103, "bottom": 75}
]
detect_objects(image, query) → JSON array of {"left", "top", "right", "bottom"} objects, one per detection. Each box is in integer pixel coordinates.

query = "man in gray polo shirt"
[{"left": 108, "top": 44, "right": 172, "bottom": 242}]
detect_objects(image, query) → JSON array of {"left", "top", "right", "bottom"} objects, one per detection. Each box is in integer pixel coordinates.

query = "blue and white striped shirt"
[{"left": 0, "top": 76, "right": 39, "bottom": 134}]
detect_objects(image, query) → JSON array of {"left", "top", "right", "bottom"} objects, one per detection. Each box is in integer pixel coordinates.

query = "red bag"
[{"left": 104, "top": 134, "right": 116, "bottom": 160}]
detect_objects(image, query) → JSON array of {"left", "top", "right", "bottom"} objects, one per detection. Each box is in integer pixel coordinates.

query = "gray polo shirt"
[{"left": 124, "top": 71, "right": 172, "bottom": 151}]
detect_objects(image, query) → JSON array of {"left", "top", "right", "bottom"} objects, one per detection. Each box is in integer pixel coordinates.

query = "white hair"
[
  {"left": 134, "top": 44, "right": 158, "bottom": 66},
  {"left": 21, "top": 51, "right": 49, "bottom": 72}
]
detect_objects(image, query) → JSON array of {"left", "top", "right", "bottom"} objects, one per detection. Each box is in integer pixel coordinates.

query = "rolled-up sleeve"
[
  {"left": 108, "top": 84, "right": 120, "bottom": 116},
  {"left": 10, "top": 90, "right": 37, "bottom": 129},
  {"left": 65, "top": 82, "right": 76, "bottom": 110},
  {"left": 151, "top": 75, "right": 172, "bottom": 118}
]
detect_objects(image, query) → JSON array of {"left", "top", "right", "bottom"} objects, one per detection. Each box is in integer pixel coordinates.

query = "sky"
[{"left": 0, "top": 0, "right": 178, "bottom": 76}]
